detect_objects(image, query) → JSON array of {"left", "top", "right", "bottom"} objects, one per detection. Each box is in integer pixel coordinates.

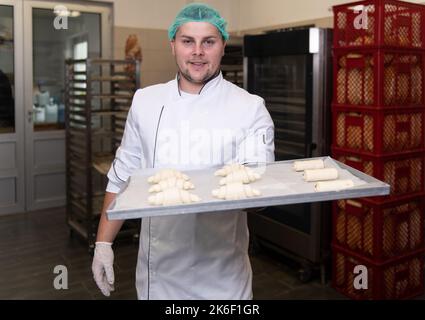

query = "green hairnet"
[{"left": 168, "top": 3, "right": 229, "bottom": 41}]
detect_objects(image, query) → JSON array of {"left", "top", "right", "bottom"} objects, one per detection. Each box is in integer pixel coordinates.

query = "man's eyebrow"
[{"left": 179, "top": 35, "right": 218, "bottom": 40}]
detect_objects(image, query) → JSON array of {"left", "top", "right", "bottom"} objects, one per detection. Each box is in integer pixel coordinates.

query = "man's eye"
[
  {"left": 204, "top": 40, "right": 215, "bottom": 46},
  {"left": 183, "top": 39, "right": 192, "bottom": 44}
]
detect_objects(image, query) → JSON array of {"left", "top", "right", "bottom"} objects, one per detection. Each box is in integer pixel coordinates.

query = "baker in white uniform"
[{"left": 92, "top": 3, "right": 275, "bottom": 300}]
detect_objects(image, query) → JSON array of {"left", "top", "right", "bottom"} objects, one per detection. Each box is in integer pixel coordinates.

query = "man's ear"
[
  {"left": 170, "top": 40, "right": 176, "bottom": 56},
  {"left": 222, "top": 41, "right": 227, "bottom": 57}
]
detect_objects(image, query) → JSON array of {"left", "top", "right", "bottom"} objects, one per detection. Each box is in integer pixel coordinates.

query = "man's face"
[{"left": 171, "top": 22, "right": 226, "bottom": 85}]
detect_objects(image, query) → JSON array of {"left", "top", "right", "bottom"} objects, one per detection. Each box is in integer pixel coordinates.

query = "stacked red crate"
[{"left": 331, "top": 0, "right": 425, "bottom": 300}]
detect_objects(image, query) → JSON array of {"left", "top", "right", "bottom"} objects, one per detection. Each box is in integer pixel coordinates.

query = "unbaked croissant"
[
  {"left": 148, "top": 187, "right": 200, "bottom": 206},
  {"left": 219, "top": 169, "right": 261, "bottom": 185},
  {"left": 212, "top": 182, "right": 261, "bottom": 200},
  {"left": 147, "top": 169, "right": 189, "bottom": 184},
  {"left": 214, "top": 163, "right": 248, "bottom": 176},
  {"left": 148, "top": 177, "right": 194, "bottom": 193}
]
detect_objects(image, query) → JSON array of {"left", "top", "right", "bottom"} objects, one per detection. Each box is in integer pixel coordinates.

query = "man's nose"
[{"left": 192, "top": 42, "right": 204, "bottom": 56}]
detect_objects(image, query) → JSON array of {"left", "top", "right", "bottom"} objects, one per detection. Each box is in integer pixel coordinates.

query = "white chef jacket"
[{"left": 106, "top": 72, "right": 275, "bottom": 300}]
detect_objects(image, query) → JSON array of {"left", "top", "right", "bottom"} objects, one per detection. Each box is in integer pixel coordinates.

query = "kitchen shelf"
[
  {"left": 64, "top": 58, "right": 140, "bottom": 252},
  {"left": 92, "top": 154, "right": 114, "bottom": 175}
]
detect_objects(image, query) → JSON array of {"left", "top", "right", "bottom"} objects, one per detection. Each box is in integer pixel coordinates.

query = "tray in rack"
[{"left": 107, "top": 157, "right": 390, "bottom": 220}]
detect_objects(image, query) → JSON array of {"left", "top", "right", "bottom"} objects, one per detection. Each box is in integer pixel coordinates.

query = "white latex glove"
[{"left": 92, "top": 242, "right": 115, "bottom": 297}]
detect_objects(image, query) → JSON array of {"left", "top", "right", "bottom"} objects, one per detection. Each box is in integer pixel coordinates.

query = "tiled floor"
[{"left": 0, "top": 207, "right": 422, "bottom": 300}]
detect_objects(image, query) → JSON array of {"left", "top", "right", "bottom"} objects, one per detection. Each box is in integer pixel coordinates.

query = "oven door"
[{"left": 244, "top": 29, "right": 332, "bottom": 265}]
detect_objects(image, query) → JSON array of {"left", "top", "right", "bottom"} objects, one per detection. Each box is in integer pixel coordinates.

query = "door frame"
[
  {"left": 0, "top": 0, "right": 25, "bottom": 215},
  {"left": 22, "top": 0, "right": 112, "bottom": 211}
]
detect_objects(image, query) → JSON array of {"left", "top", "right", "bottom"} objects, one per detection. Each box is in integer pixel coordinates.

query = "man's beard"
[{"left": 179, "top": 65, "right": 219, "bottom": 85}]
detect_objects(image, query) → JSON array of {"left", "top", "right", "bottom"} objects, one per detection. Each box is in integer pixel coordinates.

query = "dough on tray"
[
  {"left": 214, "top": 163, "right": 251, "bottom": 177},
  {"left": 219, "top": 169, "right": 261, "bottom": 185},
  {"left": 303, "top": 168, "right": 339, "bottom": 182},
  {"left": 212, "top": 182, "right": 261, "bottom": 200},
  {"left": 148, "top": 177, "right": 194, "bottom": 193},
  {"left": 315, "top": 179, "right": 354, "bottom": 192},
  {"left": 293, "top": 159, "right": 325, "bottom": 171},
  {"left": 148, "top": 187, "right": 201, "bottom": 206},
  {"left": 147, "top": 169, "right": 189, "bottom": 184}
]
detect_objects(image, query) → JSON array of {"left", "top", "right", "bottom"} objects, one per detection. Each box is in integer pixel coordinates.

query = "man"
[{"left": 92, "top": 3, "right": 275, "bottom": 300}]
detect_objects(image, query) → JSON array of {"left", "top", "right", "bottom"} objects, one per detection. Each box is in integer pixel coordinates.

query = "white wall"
[
  {"left": 105, "top": 0, "right": 185, "bottom": 29},
  {"left": 191, "top": 0, "right": 240, "bottom": 32},
  {"left": 94, "top": 0, "right": 239, "bottom": 31}
]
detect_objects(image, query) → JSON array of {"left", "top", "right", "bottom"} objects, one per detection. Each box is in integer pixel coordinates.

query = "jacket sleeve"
[
  {"left": 236, "top": 97, "right": 275, "bottom": 165},
  {"left": 106, "top": 90, "right": 143, "bottom": 193}
]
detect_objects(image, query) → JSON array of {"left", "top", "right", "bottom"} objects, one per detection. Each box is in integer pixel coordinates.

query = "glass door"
[
  {"left": 0, "top": 1, "right": 111, "bottom": 214},
  {"left": 23, "top": 1, "right": 111, "bottom": 211},
  {"left": 0, "top": 0, "right": 25, "bottom": 215},
  {"left": 30, "top": 7, "right": 102, "bottom": 132}
]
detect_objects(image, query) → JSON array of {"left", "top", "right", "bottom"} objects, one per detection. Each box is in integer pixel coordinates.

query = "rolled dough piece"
[
  {"left": 147, "top": 169, "right": 189, "bottom": 184},
  {"left": 148, "top": 177, "right": 194, "bottom": 193},
  {"left": 212, "top": 182, "right": 261, "bottom": 200},
  {"left": 293, "top": 159, "right": 325, "bottom": 171},
  {"left": 315, "top": 179, "right": 354, "bottom": 192},
  {"left": 148, "top": 187, "right": 200, "bottom": 206},
  {"left": 303, "top": 168, "right": 339, "bottom": 182}
]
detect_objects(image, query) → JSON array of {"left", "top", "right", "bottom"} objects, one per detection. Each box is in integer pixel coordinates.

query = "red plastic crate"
[
  {"left": 333, "top": 0, "right": 425, "bottom": 49},
  {"left": 333, "top": 195, "right": 424, "bottom": 261},
  {"left": 332, "top": 244, "right": 424, "bottom": 300},
  {"left": 333, "top": 49, "right": 424, "bottom": 107},
  {"left": 332, "top": 105, "right": 425, "bottom": 155},
  {"left": 332, "top": 149, "right": 425, "bottom": 200}
]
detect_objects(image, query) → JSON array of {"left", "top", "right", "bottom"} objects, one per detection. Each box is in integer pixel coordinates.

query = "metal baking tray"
[{"left": 107, "top": 156, "right": 390, "bottom": 220}]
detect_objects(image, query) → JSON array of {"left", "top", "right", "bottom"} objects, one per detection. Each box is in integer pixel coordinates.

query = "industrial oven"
[{"left": 244, "top": 28, "right": 333, "bottom": 282}]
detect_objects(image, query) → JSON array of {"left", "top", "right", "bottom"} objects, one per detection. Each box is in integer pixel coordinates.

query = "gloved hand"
[{"left": 92, "top": 242, "right": 115, "bottom": 297}]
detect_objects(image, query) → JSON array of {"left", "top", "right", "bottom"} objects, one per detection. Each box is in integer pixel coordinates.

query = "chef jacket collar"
[{"left": 172, "top": 71, "right": 223, "bottom": 100}]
